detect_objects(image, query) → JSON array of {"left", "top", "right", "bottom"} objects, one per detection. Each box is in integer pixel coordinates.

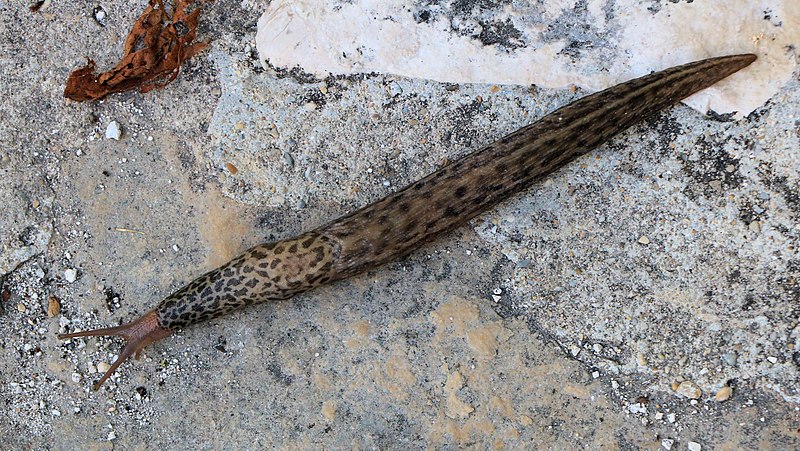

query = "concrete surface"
[{"left": 1, "top": 0, "right": 798, "bottom": 449}]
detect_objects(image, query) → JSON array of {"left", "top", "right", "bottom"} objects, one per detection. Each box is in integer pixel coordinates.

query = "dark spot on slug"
[{"left": 313, "top": 247, "right": 324, "bottom": 263}]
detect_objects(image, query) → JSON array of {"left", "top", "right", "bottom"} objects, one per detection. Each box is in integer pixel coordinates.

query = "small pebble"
[
  {"left": 105, "top": 121, "right": 121, "bottom": 140},
  {"left": 766, "top": 356, "right": 778, "bottom": 364},
  {"left": 64, "top": 268, "right": 77, "bottom": 283},
  {"left": 748, "top": 220, "right": 761, "bottom": 233},
  {"left": 675, "top": 381, "right": 702, "bottom": 399},
  {"left": 638, "top": 236, "right": 650, "bottom": 245},
  {"left": 654, "top": 412, "right": 664, "bottom": 420},
  {"left": 282, "top": 152, "right": 294, "bottom": 168},
  {"left": 667, "top": 413, "right": 676, "bottom": 423},
  {"left": 387, "top": 81, "right": 403, "bottom": 97},
  {"left": 628, "top": 403, "right": 647, "bottom": 414},
  {"left": 758, "top": 192, "right": 771, "bottom": 200},
  {"left": 661, "top": 439, "right": 673, "bottom": 450},
  {"left": 17, "top": 303, "right": 26, "bottom": 313},
  {"left": 721, "top": 352, "right": 737, "bottom": 366},
  {"left": 714, "top": 386, "right": 732, "bottom": 402},
  {"left": 687, "top": 441, "right": 702, "bottom": 451},
  {"left": 225, "top": 162, "right": 238, "bottom": 175},
  {"left": 97, "top": 362, "right": 111, "bottom": 373},
  {"left": 47, "top": 296, "right": 60, "bottom": 317},
  {"left": 593, "top": 343, "right": 603, "bottom": 353},
  {"left": 93, "top": 5, "right": 107, "bottom": 26},
  {"left": 71, "top": 372, "right": 82, "bottom": 383}
]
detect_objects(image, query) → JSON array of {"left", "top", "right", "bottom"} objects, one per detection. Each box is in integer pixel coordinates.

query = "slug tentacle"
[
  {"left": 57, "top": 54, "right": 757, "bottom": 389},
  {"left": 58, "top": 309, "right": 170, "bottom": 390}
]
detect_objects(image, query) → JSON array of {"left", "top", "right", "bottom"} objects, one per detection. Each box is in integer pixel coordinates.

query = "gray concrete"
[{"left": 1, "top": 0, "right": 798, "bottom": 449}]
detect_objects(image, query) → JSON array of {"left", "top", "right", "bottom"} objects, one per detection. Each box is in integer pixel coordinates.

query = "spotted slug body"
[
  {"left": 59, "top": 54, "right": 756, "bottom": 389},
  {"left": 156, "top": 232, "right": 338, "bottom": 328}
]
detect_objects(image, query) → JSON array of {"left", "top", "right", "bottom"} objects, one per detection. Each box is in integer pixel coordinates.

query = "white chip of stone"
[
  {"left": 491, "top": 295, "right": 501, "bottom": 303},
  {"left": 593, "top": 343, "right": 603, "bottom": 353},
  {"left": 64, "top": 268, "right": 77, "bottom": 283},
  {"left": 767, "top": 356, "right": 778, "bottom": 364},
  {"left": 687, "top": 441, "right": 702, "bottom": 451},
  {"left": 638, "top": 236, "right": 650, "bottom": 245},
  {"left": 661, "top": 438, "right": 673, "bottom": 450},
  {"left": 592, "top": 371, "right": 600, "bottom": 379},
  {"left": 655, "top": 412, "right": 664, "bottom": 420},
  {"left": 667, "top": 413, "right": 676, "bottom": 423},
  {"left": 628, "top": 403, "right": 647, "bottom": 414},
  {"left": 105, "top": 121, "right": 121, "bottom": 140},
  {"left": 71, "top": 372, "right": 82, "bottom": 383}
]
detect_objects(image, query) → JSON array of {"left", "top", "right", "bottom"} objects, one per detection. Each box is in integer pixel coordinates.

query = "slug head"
[{"left": 58, "top": 309, "right": 171, "bottom": 390}]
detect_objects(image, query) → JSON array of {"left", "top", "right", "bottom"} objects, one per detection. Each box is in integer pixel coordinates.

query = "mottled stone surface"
[{"left": 1, "top": 1, "right": 798, "bottom": 449}]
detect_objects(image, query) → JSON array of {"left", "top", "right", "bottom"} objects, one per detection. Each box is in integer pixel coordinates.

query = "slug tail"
[{"left": 58, "top": 309, "right": 171, "bottom": 390}]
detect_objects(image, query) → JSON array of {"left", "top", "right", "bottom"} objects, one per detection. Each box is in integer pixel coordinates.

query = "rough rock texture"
[{"left": 1, "top": 0, "right": 798, "bottom": 449}]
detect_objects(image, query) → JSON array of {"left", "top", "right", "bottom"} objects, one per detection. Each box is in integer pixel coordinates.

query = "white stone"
[
  {"left": 105, "top": 121, "right": 121, "bottom": 140},
  {"left": 256, "top": 0, "right": 799, "bottom": 117},
  {"left": 64, "top": 268, "right": 77, "bottom": 283}
]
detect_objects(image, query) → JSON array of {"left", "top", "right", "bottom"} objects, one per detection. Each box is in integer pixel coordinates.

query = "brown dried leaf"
[{"left": 64, "top": 0, "right": 212, "bottom": 101}]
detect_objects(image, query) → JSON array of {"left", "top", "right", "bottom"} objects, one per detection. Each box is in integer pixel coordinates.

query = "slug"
[{"left": 59, "top": 54, "right": 756, "bottom": 389}]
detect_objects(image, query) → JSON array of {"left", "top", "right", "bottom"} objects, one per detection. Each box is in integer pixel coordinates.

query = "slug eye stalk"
[{"left": 58, "top": 309, "right": 171, "bottom": 390}]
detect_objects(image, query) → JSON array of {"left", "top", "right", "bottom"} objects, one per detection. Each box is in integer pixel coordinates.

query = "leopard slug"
[{"left": 59, "top": 54, "right": 756, "bottom": 389}]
